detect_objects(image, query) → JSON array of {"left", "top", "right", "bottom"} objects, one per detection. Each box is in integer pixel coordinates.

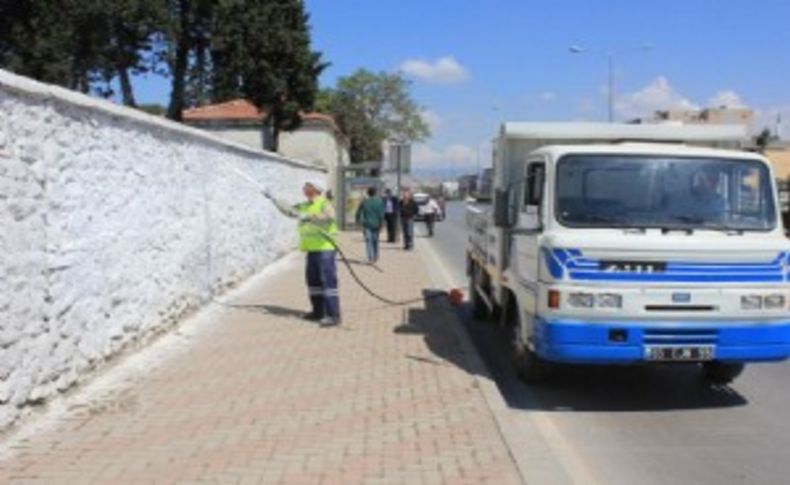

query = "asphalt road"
[{"left": 424, "top": 200, "right": 790, "bottom": 485}]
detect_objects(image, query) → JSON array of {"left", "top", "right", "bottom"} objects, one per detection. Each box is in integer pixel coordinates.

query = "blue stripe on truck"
[{"left": 543, "top": 248, "right": 790, "bottom": 283}]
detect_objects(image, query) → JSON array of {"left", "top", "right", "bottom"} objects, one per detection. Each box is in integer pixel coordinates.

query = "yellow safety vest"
[{"left": 297, "top": 196, "right": 337, "bottom": 252}]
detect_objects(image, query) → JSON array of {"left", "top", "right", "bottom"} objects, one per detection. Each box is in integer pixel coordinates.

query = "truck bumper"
[{"left": 534, "top": 317, "right": 790, "bottom": 364}]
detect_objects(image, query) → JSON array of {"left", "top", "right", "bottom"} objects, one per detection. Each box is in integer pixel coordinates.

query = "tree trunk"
[
  {"left": 166, "top": 0, "right": 191, "bottom": 121},
  {"left": 271, "top": 114, "right": 280, "bottom": 153},
  {"left": 117, "top": 65, "right": 137, "bottom": 107}
]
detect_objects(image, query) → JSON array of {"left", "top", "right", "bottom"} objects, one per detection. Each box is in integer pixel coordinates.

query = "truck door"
[{"left": 511, "top": 160, "right": 545, "bottom": 314}]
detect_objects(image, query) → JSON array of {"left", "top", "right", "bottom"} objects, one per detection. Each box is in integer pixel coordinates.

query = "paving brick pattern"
[{"left": 0, "top": 234, "right": 522, "bottom": 484}]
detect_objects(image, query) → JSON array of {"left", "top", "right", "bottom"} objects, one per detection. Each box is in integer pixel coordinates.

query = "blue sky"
[{"left": 133, "top": 0, "right": 790, "bottom": 174}]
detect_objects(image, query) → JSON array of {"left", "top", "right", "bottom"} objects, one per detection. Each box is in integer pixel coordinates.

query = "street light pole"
[
  {"left": 607, "top": 52, "right": 614, "bottom": 123},
  {"left": 569, "top": 44, "right": 652, "bottom": 123},
  {"left": 396, "top": 145, "right": 402, "bottom": 195}
]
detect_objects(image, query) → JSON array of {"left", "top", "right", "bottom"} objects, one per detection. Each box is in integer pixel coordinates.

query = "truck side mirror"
[{"left": 494, "top": 188, "right": 516, "bottom": 228}]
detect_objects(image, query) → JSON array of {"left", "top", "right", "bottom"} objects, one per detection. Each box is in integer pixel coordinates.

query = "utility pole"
[
  {"left": 396, "top": 144, "right": 402, "bottom": 196},
  {"left": 569, "top": 44, "right": 652, "bottom": 123},
  {"left": 607, "top": 52, "right": 614, "bottom": 123}
]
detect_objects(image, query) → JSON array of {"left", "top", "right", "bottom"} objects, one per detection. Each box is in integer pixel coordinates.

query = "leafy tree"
[
  {"left": 210, "top": 0, "right": 327, "bottom": 150},
  {"left": 321, "top": 69, "right": 430, "bottom": 162},
  {"left": 137, "top": 102, "right": 168, "bottom": 116},
  {"left": 94, "top": 0, "right": 166, "bottom": 107},
  {"left": 0, "top": 0, "right": 105, "bottom": 90},
  {"left": 0, "top": 0, "right": 163, "bottom": 105},
  {"left": 163, "top": 0, "right": 214, "bottom": 120},
  {"left": 754, "top": 128, "right": 776, "bottom": 152}
]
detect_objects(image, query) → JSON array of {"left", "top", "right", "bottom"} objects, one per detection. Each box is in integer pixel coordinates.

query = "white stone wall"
[{"left": 0, "top": 70, "right": 324, "bottom": 429}]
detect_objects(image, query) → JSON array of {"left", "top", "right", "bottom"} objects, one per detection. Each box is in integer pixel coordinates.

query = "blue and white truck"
[{"left": 466, "top": 122, "right": 790, "bottom": 384}]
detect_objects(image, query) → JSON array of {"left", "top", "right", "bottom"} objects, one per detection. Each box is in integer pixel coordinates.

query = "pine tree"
[{"left": 211, "top": 0, "right": 327, "bottom": 151}]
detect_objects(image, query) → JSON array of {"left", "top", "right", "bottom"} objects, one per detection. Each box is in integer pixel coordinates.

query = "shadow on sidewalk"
[
  {"left": 214, "top": 302, "right": 306, "bottom": 320},
  {"left": 393, "top": 289, "right": 483, "bottom": 377}
]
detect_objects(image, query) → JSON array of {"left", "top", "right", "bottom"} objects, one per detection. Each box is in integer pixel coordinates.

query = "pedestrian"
[
  {"left": 355, "top": 186, "right": 385, "bottom": 263},
  {"left": 383, "top": 188, "right": 399, "bottom": 243},
  {"left": 423, "top": 196, "right": 442, "bottom": 237},
  {"left": 399, "top": 189, "right": 418, "bottom": 250},
  {"left": 297, "top": 182, "right": 341, "bottom": 327}
]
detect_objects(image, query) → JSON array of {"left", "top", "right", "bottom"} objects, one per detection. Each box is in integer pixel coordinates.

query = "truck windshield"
[{"left": 556, "top": 154, "right": 777, "bottom": 231}]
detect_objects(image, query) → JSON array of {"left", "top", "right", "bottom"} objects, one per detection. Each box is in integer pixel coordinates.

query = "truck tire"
[
  {"left": 470, "top": 281, "right": 489, "bottom": 320},
  {"left": 702, "top": 362, "right": 744, "bottom": 385},
  {"left": 469, "top": 266, "right": 489, "bottom": 320},
  {"left": 512, "top": 325, "right": 551, "bottom": 384}
]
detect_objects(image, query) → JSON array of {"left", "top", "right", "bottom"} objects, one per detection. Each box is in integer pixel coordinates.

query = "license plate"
[{"left": 645, "top": 345, "right": 714, "bottom": 362}]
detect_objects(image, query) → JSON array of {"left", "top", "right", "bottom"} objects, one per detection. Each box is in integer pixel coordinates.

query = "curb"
[{"left": 416, "top": 239, "right": 530, "bottom": 484}]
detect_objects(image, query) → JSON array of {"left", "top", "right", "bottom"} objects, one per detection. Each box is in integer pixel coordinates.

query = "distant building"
[
  {"left": 182, "top": 99, "right": 349, "bottom": 192},
  {"left": 631, "top": 107, "right": 755, "bottom": 128},
  {"left": 457, "top": 174, "right": 478, "bottom": 197},
  {"left": 653, "top": 107, "right": 754, "bottom": 126}
]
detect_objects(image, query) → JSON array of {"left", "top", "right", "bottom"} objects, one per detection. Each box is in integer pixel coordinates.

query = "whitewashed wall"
[{"left": 0, "top": 70, "right": 323, "bottom": 429}]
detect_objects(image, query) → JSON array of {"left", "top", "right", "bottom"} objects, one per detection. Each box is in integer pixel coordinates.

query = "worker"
[{"left": 297, "top": 182, "right": 341, "bottom": 327}]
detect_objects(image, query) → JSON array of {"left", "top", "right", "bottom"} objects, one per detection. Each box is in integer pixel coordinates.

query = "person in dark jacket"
[
  {"left": 355, "top": 186, "right": 386, "bottom": 262},
  {"left": 383, "top": 188, "right": 399, "bottom": 243},
  {"left": 399, "top": 190, "right": 418, "bottom": 250}
]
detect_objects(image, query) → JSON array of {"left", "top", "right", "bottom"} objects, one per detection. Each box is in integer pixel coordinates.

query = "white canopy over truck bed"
[{"left": 493, "top": 122, "right": 748, "bottom": 194}]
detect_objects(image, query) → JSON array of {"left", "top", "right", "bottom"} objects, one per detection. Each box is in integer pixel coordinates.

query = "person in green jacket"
[{"left": 355, "top": 186, "right": 386, "bottom": 263}]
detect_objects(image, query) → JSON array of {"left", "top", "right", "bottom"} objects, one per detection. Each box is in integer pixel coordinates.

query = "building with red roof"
[{"left": 183, "top": 99, "right": 349, "bottom": 192}]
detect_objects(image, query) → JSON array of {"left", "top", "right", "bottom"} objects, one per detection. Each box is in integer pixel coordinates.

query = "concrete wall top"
[{"left": 0, "top": 69, "right": 325, "bottom": 173}]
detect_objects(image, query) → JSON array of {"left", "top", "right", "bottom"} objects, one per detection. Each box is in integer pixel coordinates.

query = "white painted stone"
[{"left": 0, "top": 68, "right": 325, "bottom": 430}]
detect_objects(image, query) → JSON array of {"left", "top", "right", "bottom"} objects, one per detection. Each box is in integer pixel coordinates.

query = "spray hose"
[
  {"left": 269, "top": 191, "right": 462, "bottom": 307},
  {"left": 218, "top": 165, "right": 464, "bottom": 308}
]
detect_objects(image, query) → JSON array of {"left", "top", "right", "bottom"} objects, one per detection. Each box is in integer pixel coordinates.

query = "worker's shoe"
[
  {"left": 319, "top": 316, "right": 340, "bottom": 327},
  {"left": 301, "top": 312, "right": 323, "bottom": 322}
]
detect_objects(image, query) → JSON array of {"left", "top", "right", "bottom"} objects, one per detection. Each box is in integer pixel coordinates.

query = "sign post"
[{"left": 389, "top": 143, "right": 411, "bottom": 196}]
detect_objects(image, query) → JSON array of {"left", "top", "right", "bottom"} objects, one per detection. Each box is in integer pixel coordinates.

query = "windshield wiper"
[
  {"left": 580, "top": 214, "right": 623, "bottom": 224},
  {"left": 670, "top": 215, "right": 705, "bottom": 224},
  {"left": 666, "top": 215, "right": 746, "bottom": 235}
]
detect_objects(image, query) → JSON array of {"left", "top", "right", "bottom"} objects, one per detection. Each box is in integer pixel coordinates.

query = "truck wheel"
[
  {"left": 702, "top": 362, "right": 744, "bottom": 385},
  {"left": 512, "top": 326, "right": 551, "bottom": 383},
  {"left": 469, "top": 267, "right": 489, "bottom": 320}
]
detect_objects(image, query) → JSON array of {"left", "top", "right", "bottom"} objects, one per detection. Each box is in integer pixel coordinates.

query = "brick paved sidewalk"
[{"left": 0, "top": 233, "right": 522, "bottom": 484}]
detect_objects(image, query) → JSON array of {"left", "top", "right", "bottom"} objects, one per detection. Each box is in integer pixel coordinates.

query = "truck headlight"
[
  {"left": 568, "top": 292, "right": 594, "bottom": 308},
  {"left": 741, "top": 295, "right": 762, "bottom": 310},
  {"left": 764, "top": 294, "right": 786, "bottom": 310},
  {"left": 596, "top": 293, "right": 623, "bottom": 308}
]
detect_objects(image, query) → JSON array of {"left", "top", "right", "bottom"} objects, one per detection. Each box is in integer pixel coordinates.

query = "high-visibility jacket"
[{"left": 297, "top": 196, "right": 337, "bottom": 252}]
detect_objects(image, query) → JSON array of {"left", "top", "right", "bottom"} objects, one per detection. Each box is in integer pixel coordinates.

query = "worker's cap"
[{"left": 303, "top": 181, "right": 324, "bottom": 193}]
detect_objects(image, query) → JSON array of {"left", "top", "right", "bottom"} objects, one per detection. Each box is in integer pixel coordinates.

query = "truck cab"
[{"left": 467, "top": 123, "right": 790, "bottom": 384}]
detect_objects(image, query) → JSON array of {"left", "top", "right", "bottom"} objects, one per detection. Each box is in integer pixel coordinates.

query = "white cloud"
[
  {"left": 421, "top": 109, "right": 442, "bottom": 132},
  {"left": 399, "top": 56, "right": 469, "bottom": 84},
  {"left": 708, "top": 90, "right": 745, "bottom": 108},
  {"left": 615, "top": 76, "right": 698, "bottom": 119},
  {"left": 412, "top": 144, "right": 476, "bottom": 169}
]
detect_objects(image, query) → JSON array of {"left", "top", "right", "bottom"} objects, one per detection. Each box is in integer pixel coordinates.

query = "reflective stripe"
[{"left": 308, "top": 287, "right": 323, "bottom": 295}]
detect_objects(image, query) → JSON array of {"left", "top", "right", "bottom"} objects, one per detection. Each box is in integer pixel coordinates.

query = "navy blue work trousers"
[{"left": 305, "top": 250, "right": 340, "bottom": 318}]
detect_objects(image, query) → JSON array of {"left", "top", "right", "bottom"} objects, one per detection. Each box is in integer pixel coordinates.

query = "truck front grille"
[{"left": 643, "top": 328, "right": 719, "bottom": 345}]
